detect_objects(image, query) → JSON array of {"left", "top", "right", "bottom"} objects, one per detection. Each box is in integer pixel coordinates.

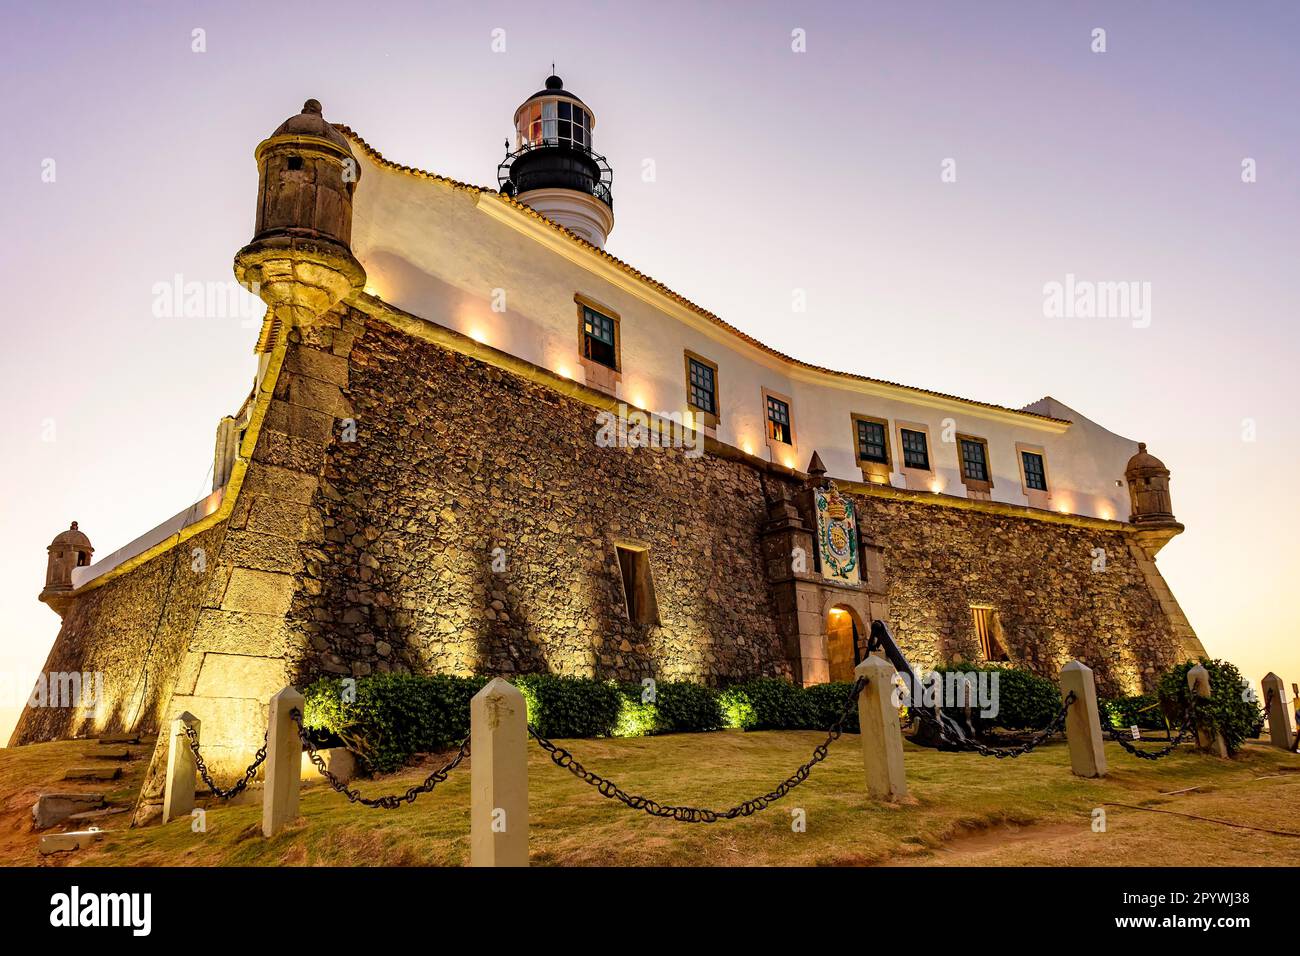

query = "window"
[
  {"left": 1016, "top": 442, "right": 1051, "bottom": 505},
  {"left": 972, "top": 607, "right": 1009, "bottom": 662},
  {"left": 960, "top": 438, "right": 989, "bottom": 483},
  {"left": 684, "top": 351, "right": 720, "bottom": 428},
  {"left": 900, "top": 428, "right": 930, "bottom": 470},
  {"left": 687, "top": 356, "right": 716, "bottom": 415},
  {"left": 582, "top": 305, "right": 617, "bottom": 369},
  {"left": 851, "top": 415, "right": 892, "bottom": 483},
  {"left": 766, "top": 395, "right": 792, "bottom": 444},
  {"left": 575, "top": 295, "right": 622, "bottom": 394},
  {"left": 616, "top": 544, "right": 659, "bottom": 625},
  {"left": 958, "top": 435, "right": 993, "bottom": 497},
  {"left": 518, "top": 99, "right": 592, "bottom": 150},
  {"left": 856, "top": 419, "right": 888, "bottom": 463},
  {"left": 1022, "top": 451, "right": 1047, "bottom": 491}
]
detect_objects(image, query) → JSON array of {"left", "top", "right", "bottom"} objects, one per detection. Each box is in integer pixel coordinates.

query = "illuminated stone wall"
[
  {"left": 286, "top": 308, "right": 1185, "bottom": 696},
  {"left": 14, "top": 303, "right": 1191, "bottom": 769},
  {"left": 852, "top": 497, "right": 1185, "bottom": 695},
  {"left": 9, "top": 520, "right": 229, "bottom": 745},
  {"left": 284, "top": 309, "right": 792, "bottom": 686}
]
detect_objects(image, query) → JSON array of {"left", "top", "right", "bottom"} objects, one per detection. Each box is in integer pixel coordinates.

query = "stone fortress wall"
[
  {"left": 12, "top": 300, "right": 1202, "bottom": 820},
  {"left": 9, "top": 96, "right": 1205, "bottom": 823}
]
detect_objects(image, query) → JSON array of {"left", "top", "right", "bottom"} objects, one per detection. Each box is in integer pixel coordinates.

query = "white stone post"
[
  {"left": 1059, "top": 661, "right": 1107, "bottom": 778},
  {"left": 854, "top": 655, "right": 909, "bottom": 801},
  {"left": 162, "top": 711, "right": 200, "bottom": 824},
  {"left": 1187, "top": 664, "right": 1228, "bottom": 758},
  {"left": 262, "top": 686, "right": 305, "bottom": 838},
  {"left": 470, "top": 678, "right": 529, "bottom": 867},
  {"left": 1261, "top": 673, "right": 1292, "bottom": 750}
]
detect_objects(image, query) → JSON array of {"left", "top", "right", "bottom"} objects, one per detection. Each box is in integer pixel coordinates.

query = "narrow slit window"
[
  {"left": 972, "top": 607, "right": 1008, "bottom": 661},
  {"left": 616, "top": 545, "right": 659, "bottom": 625}
]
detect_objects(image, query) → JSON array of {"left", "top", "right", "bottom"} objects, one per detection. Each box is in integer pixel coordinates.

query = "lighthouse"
[{"left": 498, "top": 74, "right": 615, "bottom": 248}]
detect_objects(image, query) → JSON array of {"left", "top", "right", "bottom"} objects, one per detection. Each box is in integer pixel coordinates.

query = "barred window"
[
  {"left": 582, "top": 306, "right": 617, "bottom": 368},
  {"left": 960, "top": 439, "right": 989, "bottom": 482},
  {"left": 900, "top": 428, "right": 930, "bottom": 470},
  {"left": 688, "top": 358, "right": 716, "bottom": 415},
  {"left": 1022, "top": 451, "right": 1047, "bottom": 491},
  {"left": 766, "top": 396, "right": 792, "bottom": 444},
  {"left": 856, "top": 419, "right": 888, "bottom": 464}
]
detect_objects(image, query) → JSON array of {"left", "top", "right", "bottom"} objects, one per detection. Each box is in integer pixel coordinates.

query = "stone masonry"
[{"left": 15, "top": 301, "right": 1198, "bottom": 819}]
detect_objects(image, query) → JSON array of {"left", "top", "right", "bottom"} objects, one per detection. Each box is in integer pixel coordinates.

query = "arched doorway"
[{"left": 825, "top": 606, "right": 861, "bottom": 683}]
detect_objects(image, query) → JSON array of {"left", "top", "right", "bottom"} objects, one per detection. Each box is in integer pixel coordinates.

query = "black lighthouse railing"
[{"left": 497, "top": 140, "right": 613, "bottom": 211}]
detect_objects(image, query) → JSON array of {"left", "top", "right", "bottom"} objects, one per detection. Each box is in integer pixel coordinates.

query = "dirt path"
[{"left": 879, "top": 771, "right": 1300, "bottom": 867}]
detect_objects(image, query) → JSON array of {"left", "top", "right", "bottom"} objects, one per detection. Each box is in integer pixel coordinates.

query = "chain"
[
  {"left": 529, "top": 677, "right": 866, "bottom": 823},
  {"left": 915, "top": 692, "right": 1076, "bottom": 758},
  {"left": 183, "top": 723, "right": 267, "bottom": 799},
  {"left": 289, "top": 709, "right": 469, "bottom": 809},
  {"left": 1103, "top": 698, "right": 1196, "bottom": 760}
]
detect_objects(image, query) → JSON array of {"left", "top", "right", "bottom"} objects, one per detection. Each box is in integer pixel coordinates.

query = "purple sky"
[{"left": 2, "top": 1, "right": 1297, "bottom": 738}]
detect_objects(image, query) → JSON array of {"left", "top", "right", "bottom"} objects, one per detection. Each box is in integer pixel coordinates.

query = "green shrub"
[
  {"left": 719, "top": 677, "right": 811, "bottom": 730},
  {"left": 930, "top": 664, "right": 1060, "bottom": 730},
  {"left": 301, "top": 673, "right": 487, "bottom": 774},
  {"left": 516, "top": 674, "right": 622, "bottom": 739},
  {"left": 1099, "top": 693, "right": 1167, "bottom": 731},
  {"left": 803, "top": 682, "right": 861, "bottom": 733},
  {"left": 301, "top": 669, "right": 861, "bottom": 773},
  {"left": 654, "top": 682, "right": 724, "bottom": 733},
  {"left": 719, "top": 684, "right": 758, "bottom": 730},
  {"left": 718, "top": 677, "right": 859, "bottom": 732},
  {"left": 613, "top": 681, "right": 724, "bottom": 736},
  {"left": 613, "top": 685, "right": 661, "bottom": 737},
  {"left": 1156, "top": 658, "right": 1264, "bottom": 755}
]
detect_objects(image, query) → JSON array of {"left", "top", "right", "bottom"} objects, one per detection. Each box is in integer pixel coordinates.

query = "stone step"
[
  {"left": 62, "top": 766, "right": 122, "bottom": 782},
  {"left": 40, "top": 830, "right": 106, "bottom": 855},
  {"left": 32, "top": 793, "right": 106, "bottom": 830},
  {"left": 84, "top": 747, "right": 131, "bottom": 760},
  {"left": 66, "top": 807, "right": 130, "bottom": 823},
  {"left": 96, "top": 734, "right": 140, "bottom": 745}
]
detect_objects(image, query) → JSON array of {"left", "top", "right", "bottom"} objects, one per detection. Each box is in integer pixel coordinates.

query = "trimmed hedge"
[
  {"left": 803, "top": 682, "right": 862, "bottom": 733},
  {"left": 930, "top": 663, "right": 1060, "bottom": 730},
  {"left": 304, "top": 672, "right": 727, "bottom": 773},
  {"left": 304, "top": 657, "right": 1268, "bottom": 774},
  {"left": 1156, "top": 658, "right": 1264, "bottom": 755},
  {"left": 613, "top": 681, "right": 725, "bottom": 737},
  {"left": 1100, "top": 693, "right": 1167, "bottom": 731},
  {"left": 516, "top": 674, "right": 621, "bottom": 739},
  {"left": 718, "top": 678, "right": 860, "bottom": 733},
  {"left": 652, "top": 681, "right": 725, "bottom": 734},
  {"left": 302, "top": 673, "right": 486, "bottom": 774}
]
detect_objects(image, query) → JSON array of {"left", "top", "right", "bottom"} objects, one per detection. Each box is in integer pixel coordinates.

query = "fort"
[{"left": 10, "top": 78, "right": 1205, "bottom": 823}]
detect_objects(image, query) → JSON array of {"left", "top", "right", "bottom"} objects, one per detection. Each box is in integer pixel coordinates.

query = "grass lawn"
[{"left": 4, "top": 730, "right": 1299, "bottom": 867}]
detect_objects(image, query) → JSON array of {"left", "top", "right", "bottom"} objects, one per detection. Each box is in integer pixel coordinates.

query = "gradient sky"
[{"left": 2, "top": 0, "right": 1297, "bottom": 740}]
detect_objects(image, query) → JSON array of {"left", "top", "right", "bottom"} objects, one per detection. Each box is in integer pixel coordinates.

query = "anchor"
[{"left": 866, "top": 619, "right": 975, "bottom": 750}]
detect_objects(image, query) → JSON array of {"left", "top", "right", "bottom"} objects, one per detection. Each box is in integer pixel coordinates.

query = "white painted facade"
[
  {"left": 347, "top": 137, "right": 1140, "bottom": 523},
  {"left": 69, "top": 488, "right": 223, "bottom": 589}
]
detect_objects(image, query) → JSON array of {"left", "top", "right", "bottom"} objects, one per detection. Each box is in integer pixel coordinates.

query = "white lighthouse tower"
[{"left": 498, "top": 74, "right": 615, "bottom": 248}]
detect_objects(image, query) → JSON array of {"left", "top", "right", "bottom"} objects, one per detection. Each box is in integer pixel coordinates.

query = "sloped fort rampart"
[{"left": 12, "top": 94, "right": 1204, "bottom": 825}]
